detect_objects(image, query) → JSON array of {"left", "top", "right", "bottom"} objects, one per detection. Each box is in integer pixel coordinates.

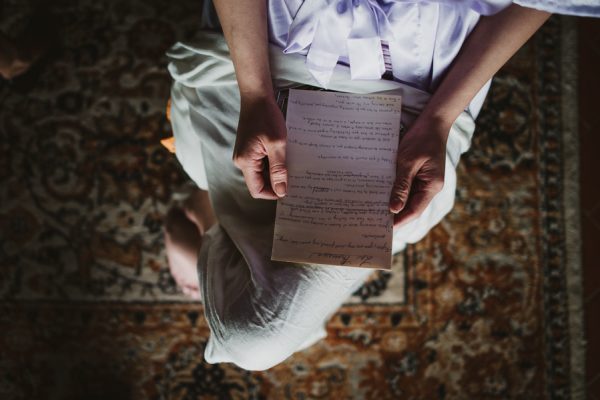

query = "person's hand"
[
  {"left": 233, "top": 93, "right": 288, "bottom": 200},
  {"left": 389, "top": 117, "right": 450, "bottom": 229}
]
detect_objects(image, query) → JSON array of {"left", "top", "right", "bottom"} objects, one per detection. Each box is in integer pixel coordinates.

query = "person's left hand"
[{"left": 389, "top": 117, "right": 450, "bottom": 229}]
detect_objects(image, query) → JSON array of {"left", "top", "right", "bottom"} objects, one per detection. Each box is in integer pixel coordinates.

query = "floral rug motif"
[{"left": 0, "top": 1, "right": 582, "bottom": 399}]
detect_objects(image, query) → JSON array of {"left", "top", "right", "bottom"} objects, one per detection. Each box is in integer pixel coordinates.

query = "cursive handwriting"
[{"left": 272, "top": 90, "right": 402, "bottom": 269}]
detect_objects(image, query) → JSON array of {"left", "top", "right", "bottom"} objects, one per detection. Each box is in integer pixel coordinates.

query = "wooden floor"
[{"left": 579, "top": 16, "right": 600, "bottom": 400}]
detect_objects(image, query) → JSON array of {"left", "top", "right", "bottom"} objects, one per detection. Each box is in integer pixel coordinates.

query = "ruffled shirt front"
[
  {"left": 269, "top": 0, "right": 512, "bottom": 91},
  {"left": 270, "top": 0, "right": 600, "bottom": 88}
]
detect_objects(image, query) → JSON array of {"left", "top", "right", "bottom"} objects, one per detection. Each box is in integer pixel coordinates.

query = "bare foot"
[
  {"left": 164, "top": 207, "right": 203, "bottom": 300},
  {"left": 163, "top": 188, "right": 217, "bottom": 300}
]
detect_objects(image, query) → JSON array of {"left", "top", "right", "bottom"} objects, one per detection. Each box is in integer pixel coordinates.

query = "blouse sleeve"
[
  {"left": 513, "top": 0, "right": 600, "bottom": 17},
  {"left": 456, "top": 0, "right": 600, "bottom": 16},
  {"left": 434, "top": 0, "right": 512, "bottom": 15}
]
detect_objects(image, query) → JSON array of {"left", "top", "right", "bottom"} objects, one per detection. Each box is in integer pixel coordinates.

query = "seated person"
[{"left": 162, "top": 0, "right": 597, "bottom": 371}]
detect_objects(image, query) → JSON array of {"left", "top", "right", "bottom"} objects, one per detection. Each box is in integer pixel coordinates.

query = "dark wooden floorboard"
[{"left": 578, "top": 16, "right": 600, "bottom": 399}]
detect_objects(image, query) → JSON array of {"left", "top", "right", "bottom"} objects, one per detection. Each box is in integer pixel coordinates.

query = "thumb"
[
  {"left": 267, "top": 141, "right": 288, "bottom": 198},
  {"left": 390, "top": 163, "right": 417, "bottom": 213}
]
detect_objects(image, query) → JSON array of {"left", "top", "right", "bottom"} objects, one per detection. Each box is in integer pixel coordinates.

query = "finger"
[
  {"left": 393, "top": 187, "right": 437, "bottom": 228},
  {"left": 389, "top": 162, "right": 419, "bottom": 213},
  {"left": 266, "top": 140, "right": 287, "bottom": 198},
  {"left": 239, "top": 158, "right": 278, "bottom": 200}
]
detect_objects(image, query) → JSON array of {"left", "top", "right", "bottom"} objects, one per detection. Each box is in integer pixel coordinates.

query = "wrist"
[
  {"left": 420, "top": 99, "right": 464, "bottom": 128},
  {"left": 238, "top": 74, "right": 275, "bottom": 101},
  {"left": 411, "top": 112, "right": 454, "bottom": 142},
  {"left": 240, "top": 90, "right": 278, "bottom": 113}
]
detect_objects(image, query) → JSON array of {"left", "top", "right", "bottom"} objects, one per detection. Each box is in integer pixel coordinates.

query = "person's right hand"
[{"left": 233, "top": 94, "right": 288, "bottom": 200}]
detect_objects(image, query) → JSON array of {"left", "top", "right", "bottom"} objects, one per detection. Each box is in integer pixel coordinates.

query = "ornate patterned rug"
[{"left": 0, "top": 1, "right": 584, "bottom": 399}]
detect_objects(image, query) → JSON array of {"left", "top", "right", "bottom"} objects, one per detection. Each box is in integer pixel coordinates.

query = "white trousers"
[{"left": 167, "top": 31, "right": 476, "bottom": 371}]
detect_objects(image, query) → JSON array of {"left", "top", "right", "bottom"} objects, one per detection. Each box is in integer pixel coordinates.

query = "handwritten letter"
[{"left": 271, "top": 89, "right": 402, "bottom": 269}]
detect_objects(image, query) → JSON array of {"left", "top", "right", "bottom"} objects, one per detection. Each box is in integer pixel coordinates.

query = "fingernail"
[
  {"left": 274, "top": 182, "right": 287, "bottom": 197},
  {"left": 390, "top": 196, "right": 403, "bottom": 213}
]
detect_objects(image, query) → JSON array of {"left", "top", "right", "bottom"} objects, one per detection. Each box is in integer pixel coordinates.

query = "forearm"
[
  {"left": 422, "top": 4, "right": 551, "bottom": 134},
  {"left": 212, "top": 0, "right": 273, "bottom": 99}
]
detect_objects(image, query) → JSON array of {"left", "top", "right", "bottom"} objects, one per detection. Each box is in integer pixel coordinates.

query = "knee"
[{"left": 220, "top": 332, "right": 297, "bottom": 371}]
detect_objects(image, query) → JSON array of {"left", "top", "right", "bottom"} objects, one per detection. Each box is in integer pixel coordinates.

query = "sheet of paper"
[{"left": 271, "top": 89, "right": 402, "bottom": 269}]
